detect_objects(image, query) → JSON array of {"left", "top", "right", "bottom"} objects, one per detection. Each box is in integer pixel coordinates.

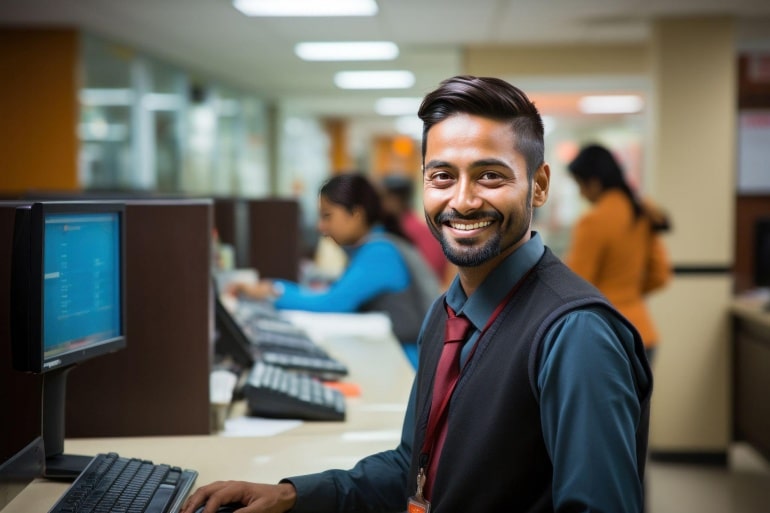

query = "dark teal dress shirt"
[{"left": 287, "top": 232, "right": 648, "bottom": 513}]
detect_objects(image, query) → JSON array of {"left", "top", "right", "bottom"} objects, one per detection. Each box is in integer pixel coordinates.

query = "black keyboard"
[
  {"left": 244, "top": 321, "right": 349, "bottom": 380},
  {"left": 243, "top": 361, "right": 346, "bottom": 421},
  {"left": 49, "top": 452, "right": 197, "bottom": 513},
  {"left": 247, "top": 324, "right": 325, "bottom": 354},
  {"left": 260, "top": 350, "right": 349, "bottom": 381}
]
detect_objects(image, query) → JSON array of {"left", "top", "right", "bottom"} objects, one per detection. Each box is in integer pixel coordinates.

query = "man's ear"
[{"left": 532, "top": 163, "right": 550, "bottom": 207}]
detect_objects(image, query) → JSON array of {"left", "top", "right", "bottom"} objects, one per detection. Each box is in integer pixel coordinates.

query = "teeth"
[{"left": 450, "top": 221, "right": 491, "bottom": 231}]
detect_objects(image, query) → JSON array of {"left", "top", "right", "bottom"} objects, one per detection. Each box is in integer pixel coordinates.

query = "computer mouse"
[{"left": 194, "top": 503, "right": 244, "bottom": 513}]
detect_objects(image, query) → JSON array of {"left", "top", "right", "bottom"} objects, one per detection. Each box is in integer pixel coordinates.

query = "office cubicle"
[{"left": 0, "top": 199, "right": 214, "bottom": 443}]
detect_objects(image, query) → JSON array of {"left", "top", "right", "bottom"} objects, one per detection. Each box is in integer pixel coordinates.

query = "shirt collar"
[{"left": 445, "top": 231, "right": 545, "bottom": 331}]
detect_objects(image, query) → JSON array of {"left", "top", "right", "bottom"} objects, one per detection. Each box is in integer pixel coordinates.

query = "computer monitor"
[
  {"left": 214, "top": 289, "right": 256, "bottom": 371},
  {"left": 10, "top": 201, "right": 126, "bottom": 478},
  {"left": 755, "top": 217, "right": 770, "bottom": 289}
]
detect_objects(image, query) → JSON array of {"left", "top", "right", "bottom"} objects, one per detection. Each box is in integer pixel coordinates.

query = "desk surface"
[
  {"left": 731, "top": 297, "right": 770, "bottom": 331},
  {"left": 2, "top": 433, "right": 399, "bottom": 513},
  {"left": 1, "top": 315, "right": 415, "bottom": 512}
]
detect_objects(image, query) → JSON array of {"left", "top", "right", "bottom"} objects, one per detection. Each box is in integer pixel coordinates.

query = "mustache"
[{"left": 435, "top": 210, "right": 503, "bottom": 225}]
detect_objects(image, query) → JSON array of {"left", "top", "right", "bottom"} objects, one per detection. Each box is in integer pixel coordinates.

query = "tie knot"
[{"left": 445, "top": 311, "right": 471, "bottom": 344}]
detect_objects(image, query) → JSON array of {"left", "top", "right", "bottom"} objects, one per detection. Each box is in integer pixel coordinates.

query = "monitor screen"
[
  {"left": 12, "top": 202, "right": 126, "bottom": 374},
  {"left": 214, "top": 289, "right": 256, "bottom": 371}
]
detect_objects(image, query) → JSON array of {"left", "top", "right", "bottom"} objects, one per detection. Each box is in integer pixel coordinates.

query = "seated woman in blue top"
[{"left": 229, "top": 172, "right": 440, "bottom": 368}]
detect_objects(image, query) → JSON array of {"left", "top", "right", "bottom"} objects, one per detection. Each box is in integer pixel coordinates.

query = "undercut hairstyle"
[{"left": 417, "top": 75, "right": 545, "bottom": 179}]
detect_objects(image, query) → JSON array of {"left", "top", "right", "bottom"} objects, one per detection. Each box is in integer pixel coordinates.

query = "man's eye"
[
  {"left": 430, "top": 171, "right": 453, "bottom": 182},
  {"left": 480, "top": 171, "right": 501, "bottom": 180}
]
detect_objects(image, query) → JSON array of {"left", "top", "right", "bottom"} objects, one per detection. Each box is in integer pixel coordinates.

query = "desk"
[
  {"left": 731, "top": 299, "right": 770, "bottom": 461},
  {"left": 1, "top": 315, "right": 416, "bottom": 512},
  {"left": 1, "top": 433, "right": 400, "bottom": 513}
]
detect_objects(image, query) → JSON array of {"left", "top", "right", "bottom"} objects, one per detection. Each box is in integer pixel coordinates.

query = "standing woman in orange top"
[{"left": 564, "top": 143, "right": 672, "bottom": 365}]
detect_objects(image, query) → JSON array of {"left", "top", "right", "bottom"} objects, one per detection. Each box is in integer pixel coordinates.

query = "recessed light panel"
[
  {"left": 295, "top": 42, "right": 398, "bottom": 61},
  {"left": 578, "top": 95, "right": 644, "bottom": 114},
  {"left": 334, "top": 71, "right": 415, "bottom": 90},
  {"left": 374, "top": 97, "right": 423, "bottom": 116},
  {"left": 233, "top": 0, "right": 378, "bottom": 17}
]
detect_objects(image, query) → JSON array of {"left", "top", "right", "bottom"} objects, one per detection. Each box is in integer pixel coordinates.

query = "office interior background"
[{"left": 2, "top": 0, "right": 770, "bottom": 511}]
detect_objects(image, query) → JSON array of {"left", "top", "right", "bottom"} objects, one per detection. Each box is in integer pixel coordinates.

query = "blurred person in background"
[
  {"left": 564, "top": 143, "right": 672, "bottom": 365},
  {"left": 379, "top": 174, "right": 454, "bottom": 288},
  {"left": 229, "top": 172, "right": 440, "bottom": 368}
]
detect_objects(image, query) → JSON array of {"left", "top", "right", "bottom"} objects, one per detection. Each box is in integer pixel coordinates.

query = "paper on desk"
[
  {"left": 221, "top": 416, "right": 302, "bottom": 437},
  {"left": 280, "top": 310, "right": 393, "bottom": 340}
]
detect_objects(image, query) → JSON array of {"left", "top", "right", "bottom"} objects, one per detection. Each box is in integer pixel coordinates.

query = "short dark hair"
[{"left": 417, "top": 75, "right": 545, "bottom": 179}]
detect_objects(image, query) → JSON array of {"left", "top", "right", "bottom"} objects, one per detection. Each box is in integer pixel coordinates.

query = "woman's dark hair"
[
  {"left": 568, "top": 143, "right": 644, "bottom": 220},
  {"left": 319, "top": 172, "right": 407, "bottom": 239},
  {"left": 417, "top": 75, "right": 545, "bottom": 179},
  {"left": 569, "top": 144, "right": 671, "bottom": 232}
]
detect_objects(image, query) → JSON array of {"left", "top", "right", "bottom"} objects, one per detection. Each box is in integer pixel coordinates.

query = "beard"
[{"left": 427, "top": 196, "right": 532, "bottom": 268}]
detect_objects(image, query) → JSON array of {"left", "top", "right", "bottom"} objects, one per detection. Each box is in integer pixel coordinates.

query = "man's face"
[{"left": 422, "top": 113, "right": 547, "bottom": 268}]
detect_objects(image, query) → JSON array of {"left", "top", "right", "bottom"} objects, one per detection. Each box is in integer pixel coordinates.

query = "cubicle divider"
[
  {"left": 0, "top": 198, "right": 215, "bottom": 444},
  {"left": 64, "top": 199, "right": 214, "bottom": 437},
  {"left": 213, "top": 197, "right": 303, "bottom": 282}
]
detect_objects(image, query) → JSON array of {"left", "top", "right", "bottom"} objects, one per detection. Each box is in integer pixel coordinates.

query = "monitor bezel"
[
  {"left": 11, "top": 201, "right": 127, "bottom": 374},
  {"left": 755, "top": 216, "right": 770, "bottom": 289}
]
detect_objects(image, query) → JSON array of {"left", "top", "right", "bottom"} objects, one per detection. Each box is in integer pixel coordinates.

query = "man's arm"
[
  {"left": 182, "top": 381, "right": 417, "bottom": 513},
  {"left": 537, "top": 308, "right": 648, "bottom": 513},
  {"left": 284, "top": 379, "right": 417, "bottom": 512}
]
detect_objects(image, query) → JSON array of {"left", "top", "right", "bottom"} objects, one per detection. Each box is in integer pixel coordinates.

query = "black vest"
[{"left": 407, "top": 248, "right": 652, "bottom": 512}]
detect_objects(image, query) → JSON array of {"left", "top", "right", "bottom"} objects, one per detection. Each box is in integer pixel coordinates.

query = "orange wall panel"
[{"left": 0, "top": 29, "right": 79, "bottom": 193}]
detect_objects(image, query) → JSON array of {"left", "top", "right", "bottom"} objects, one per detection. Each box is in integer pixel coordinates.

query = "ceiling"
[{"left": 2, "top": 0, "right": 770, "bottom": 120}]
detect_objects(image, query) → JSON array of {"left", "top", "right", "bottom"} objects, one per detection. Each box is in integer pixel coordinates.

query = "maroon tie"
[
  {"left": 434, "top": 306, "right": 471, "bottom": 403},
  {"left": 424, "top": 304, "right": 472, "bottom": 499}
]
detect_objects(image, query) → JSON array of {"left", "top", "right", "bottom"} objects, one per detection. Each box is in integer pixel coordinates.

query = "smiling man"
[{"left": 182, "top": 76, "right": 653, "bottom": 513}]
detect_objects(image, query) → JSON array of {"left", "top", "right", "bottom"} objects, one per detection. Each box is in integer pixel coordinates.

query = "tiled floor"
[{"left": 647, "top": 444, "right": 770, "bottom": 513}]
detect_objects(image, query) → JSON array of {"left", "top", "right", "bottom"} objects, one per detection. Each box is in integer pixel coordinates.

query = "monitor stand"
[{"left": 42, "top": 366, "right": 93, "bottom": 479}]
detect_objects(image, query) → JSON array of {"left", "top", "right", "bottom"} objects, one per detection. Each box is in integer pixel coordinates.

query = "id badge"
[
  {"left": 407, "top": 496, "right": 430, "bottom": 513},
  {"left": 407, "top": 468, "right": 431, "bottom": 513}
]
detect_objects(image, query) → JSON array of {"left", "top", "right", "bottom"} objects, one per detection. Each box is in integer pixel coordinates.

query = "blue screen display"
[{"left": 43, "top": 212, "right": 122, "bottom": 358}]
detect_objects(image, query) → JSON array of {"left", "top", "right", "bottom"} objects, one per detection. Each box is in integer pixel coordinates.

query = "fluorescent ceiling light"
[
  {"left": 233, "top": 0, "right": 378, "bottom": 17},
  {"left": 375, "top": 97, "right": 423, "bottom": 116},
  {"left": 296, "top": 42, "right": 398, "bottom": 61},
  {"left": 578, "top": 95, "right": 644, "bottom": 114},
  {"left": 334, "top": 71, "right": 415, "bottom": 90}
]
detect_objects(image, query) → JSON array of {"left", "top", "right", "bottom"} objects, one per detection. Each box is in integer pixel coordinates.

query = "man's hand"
[{"left": 180, "top": 481, "right": 297, "bottom": 513}]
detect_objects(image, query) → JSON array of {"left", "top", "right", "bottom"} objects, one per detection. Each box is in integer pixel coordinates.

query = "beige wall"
[
  {"left": 464, "top": 44, "right": 649, "bottom": 77},
  {"left": 647, "top": 17, "right": 735, "bottom": 453}
]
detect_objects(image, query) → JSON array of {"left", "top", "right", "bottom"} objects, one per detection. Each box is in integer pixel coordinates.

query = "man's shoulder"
[{"left": 536, "top": 248, "right": 603, "bottom": 296}]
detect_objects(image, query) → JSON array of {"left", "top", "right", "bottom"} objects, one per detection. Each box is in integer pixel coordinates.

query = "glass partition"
[{"left": 78, "top": 33, "right": 269, "bottom": 196}]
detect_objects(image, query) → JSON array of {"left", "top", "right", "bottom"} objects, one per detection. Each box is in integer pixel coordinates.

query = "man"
[{"left": 182, "top": 75, "right": 653, "bottom": 513}]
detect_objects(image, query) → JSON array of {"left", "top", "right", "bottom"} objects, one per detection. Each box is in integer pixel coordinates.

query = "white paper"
[{"left": 221, "top": 416, "right": 303, "bottom": 437}]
